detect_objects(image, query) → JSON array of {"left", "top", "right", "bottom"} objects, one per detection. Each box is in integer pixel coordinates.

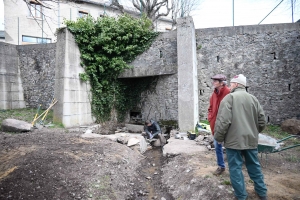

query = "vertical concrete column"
[
  {"left": 177, "top": 17, "right": 199, "bottom": 132},
  {"left": 53, "top": 28, "right": 94, "bottom": 128}
]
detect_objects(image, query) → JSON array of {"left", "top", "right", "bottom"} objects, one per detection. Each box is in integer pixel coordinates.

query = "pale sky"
[
  {"left": 0, "top": 0, "right": 299, "bottom": 31},
  {"left": 192, "top": 0, "right": 300, "bottom": 29}
]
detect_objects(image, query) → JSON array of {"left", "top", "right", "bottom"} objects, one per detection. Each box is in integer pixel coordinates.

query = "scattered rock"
[
  {"left": 125, "top": 124, "right": 144, "bottom": 133},
  {"left": 127, "top": 138, "right": 140, "bottom": 147},
  {"left": 195, "top": 135, "right": 205, "bottom": 142},
  {"left": 1, "top": 119, "right": 32, "bottom": 133},
  {"left": 85, "top": 129, "right": 93, "bottom": 134}
]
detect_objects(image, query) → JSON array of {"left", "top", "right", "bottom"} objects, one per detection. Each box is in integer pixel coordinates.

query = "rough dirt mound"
[
  {"left": 1, "top": 127, "right": 300, "bottom": 200},
  {"left": 162, "top": 149, "right": 300, "bottom": 200},
  {"left": 0, "top": 129, "right": 143, "bottom": 200}
]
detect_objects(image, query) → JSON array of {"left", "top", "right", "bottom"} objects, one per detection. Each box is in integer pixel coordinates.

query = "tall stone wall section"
[
  {"left": 120, "top": 31, "right": 178, "bottom": 122},
  {"left": 17, "top": 44, "right": 56, "bottom": 109},
  {"left": 0, "top": 42, "right": 26, "bottom": 109},
  {"left": 53, "top": 28, "right": 94, "bottom": 128},
  {"left": 196, "top": 23, "right": 300, "bottom": 124},
  {"left": 140, "top": 74, "right": 178, "bottom": 122}
]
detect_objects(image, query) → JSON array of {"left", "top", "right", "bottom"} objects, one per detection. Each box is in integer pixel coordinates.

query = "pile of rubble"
[{"left": 169, "top": 127, "right": 215, "bottom": 150}]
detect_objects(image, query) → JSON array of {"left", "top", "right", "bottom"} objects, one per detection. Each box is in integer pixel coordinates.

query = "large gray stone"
[
  {"left": 163, "top": 137, "right": 207, "bottom": 156},
  {"left": 1, "top": 119, "right": 32, "bottom": 132},
  {"left": 281, "top": 119, "right": 300, "bottom": 135},
  {"left": 125, "top": 124, "right": 144, "bottom": 133}
]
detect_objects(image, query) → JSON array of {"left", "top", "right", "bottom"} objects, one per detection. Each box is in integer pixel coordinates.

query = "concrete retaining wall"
[
  {"left": 53, "top": 28, "right": 94, "bottom": 128},
  {"left": 0, "top": 42, "right": 26, "bottom": 109}
]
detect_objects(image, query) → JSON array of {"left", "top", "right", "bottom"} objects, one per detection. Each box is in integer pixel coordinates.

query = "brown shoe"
[
  {"left": 213, "top": 167, "right": 225, "bottom": 175},
  {"left": 258, "top": 196, "right": 267, "bottom": 200}
]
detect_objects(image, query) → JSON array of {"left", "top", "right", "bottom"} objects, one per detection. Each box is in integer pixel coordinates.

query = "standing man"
[
  {"left": 214, "top": 74, "right": 267, "bottom": 200},
  {"left": 208, "top": 74, "right": 230, "bottom": 175}
]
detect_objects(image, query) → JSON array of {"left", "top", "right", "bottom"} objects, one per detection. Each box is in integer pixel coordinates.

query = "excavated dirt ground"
[{"left": 0, "top": 127, "right": 300, "bottom": 200}]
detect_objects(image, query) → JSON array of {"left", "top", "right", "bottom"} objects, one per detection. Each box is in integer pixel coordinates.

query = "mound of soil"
[
  {"left": 1, "top": 127, "right": 300, "bottom": 200},
  {"left": 0, "top": 128, "right": 143, "bottom": 200}
]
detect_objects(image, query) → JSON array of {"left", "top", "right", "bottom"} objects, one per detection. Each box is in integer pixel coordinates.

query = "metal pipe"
[
  {"left": 42, "top": 13, "right": 44, "bottom": 43},
  {"left": 291, "top": 0, "right": 294, "bottom": 23},
  {"left": 232, "top": 0, "right": 234, "bottom": 26},
  {"left": 18, "top": 17, "right": 19, "bottom": 45},
  {"left": 58, "top": 0, "right": 60, "bottom": 28}
]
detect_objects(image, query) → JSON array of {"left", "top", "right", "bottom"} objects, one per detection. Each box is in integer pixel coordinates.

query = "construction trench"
[{"left": 127, "top": 147, "right": 174, "bottom": 200}]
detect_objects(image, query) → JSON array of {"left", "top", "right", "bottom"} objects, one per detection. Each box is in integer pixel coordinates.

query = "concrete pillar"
[
  {"left": 0, "top": 42, "right": 26, "bottom": 109},
  {"left": 53, "top": 28, "right": 94, "bottom": 128},
  {"left": 177, "top": 17, "right": 199, "bottom": 132}
]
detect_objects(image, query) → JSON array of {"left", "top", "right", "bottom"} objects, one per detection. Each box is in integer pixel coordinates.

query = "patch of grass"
[
  {"left": 222, "top": 180, "right": 231, "bottom": 185},
  {"left": 0, "top": 108, "right": 64, "bottom": 129},
  {"left": 292, "top": 140, "right": 300, "bottom": 145},
  {"left": 200, "top": 120, "right": 210, "bottom": 125},
  {"left": 285, "top": 154, "right": 300, "bottom": 163},
  {"left": 204, "top": 174, "right": 212, "bottom": 179},
  {"left": 47, "top": 122, "right": 64, "bottom": 129},
  {"left": 263, "top": 125, "right": 290, "bottom": 140},
  {"left": 0, "top": 108, "right": 37, "bottom": 124}
]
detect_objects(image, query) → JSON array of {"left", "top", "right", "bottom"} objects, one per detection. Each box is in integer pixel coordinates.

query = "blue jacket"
[{"left": 144, "top": 120, "right": 161, "bottom": 135}]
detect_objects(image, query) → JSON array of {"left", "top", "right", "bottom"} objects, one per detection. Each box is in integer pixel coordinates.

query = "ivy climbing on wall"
[{"left": 65, "top": 14, "right": 158, "bottom": 122}]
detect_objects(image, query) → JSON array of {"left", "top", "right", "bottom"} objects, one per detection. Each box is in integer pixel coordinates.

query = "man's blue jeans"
[
  {"left": 226, "top": 148, "right": 267, "bottom": 200},
  {"left": 214, "top": 139, "right": 225, "bottom": 169}
]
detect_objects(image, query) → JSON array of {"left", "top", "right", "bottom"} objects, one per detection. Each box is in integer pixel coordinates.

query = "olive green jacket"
[{"left": 214, "top": 87, "right": 266, "bottom": 150}]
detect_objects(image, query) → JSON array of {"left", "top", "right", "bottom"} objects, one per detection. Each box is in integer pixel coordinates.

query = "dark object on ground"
[{"left": 281, "top": 119, "right": 300, "bottom": 135}]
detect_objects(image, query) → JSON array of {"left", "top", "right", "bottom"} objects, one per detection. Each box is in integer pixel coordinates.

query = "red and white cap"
[{"left": 230, "top": 74, "right": 247, "bottom": 86}]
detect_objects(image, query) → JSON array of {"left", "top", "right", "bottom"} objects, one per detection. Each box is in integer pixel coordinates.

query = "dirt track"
[{"left": 0, "top": 127, "right": 300, "bottom": 200}]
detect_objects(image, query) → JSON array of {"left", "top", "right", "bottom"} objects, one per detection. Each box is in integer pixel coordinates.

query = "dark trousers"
[{"left": 226, "top": 148, "right": 267, "bottom": 200}]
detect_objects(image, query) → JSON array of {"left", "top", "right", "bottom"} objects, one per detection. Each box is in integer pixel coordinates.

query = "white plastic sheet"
[{"left": 258, "top": 133, "right": 281, "bottom": 150}]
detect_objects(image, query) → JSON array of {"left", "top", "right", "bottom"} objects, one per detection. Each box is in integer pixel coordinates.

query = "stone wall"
[
  {"left": 196, "top": 23, "right": 300, "bottom": 124},
  {"left": 139, "top": 74, "right": 178, "bottom": 122},
  {"left": 0, "top": 42, "right": 26, "bottom": 109},
  {"left": 17, "top": 44, "right": 56, "bottom": 109},
  {"left": 119, "top": 31, "right": 178, "bottom": 78}
]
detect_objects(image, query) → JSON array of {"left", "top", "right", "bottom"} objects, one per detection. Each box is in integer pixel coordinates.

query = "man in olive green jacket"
[{"left": 214, "top": 74, "right": 267, "bottom": 200}]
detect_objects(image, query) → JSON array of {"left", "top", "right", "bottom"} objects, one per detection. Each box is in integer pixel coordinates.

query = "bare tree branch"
[
  {"left": 171, "top": 0, "right": 201, "bottom": 29},
  {"left": 111, "top": 0, "right": 125, "bottom": 13}
]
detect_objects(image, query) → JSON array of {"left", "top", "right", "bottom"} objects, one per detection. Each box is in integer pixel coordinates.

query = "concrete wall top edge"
[
  {"left": 17, "top": 43, "right": 56, "bottom": 50},
  {"left": 195, "top": 23, "right": 300, "bottom": 37},
  {"left": 158, "top": 30, "right": 177, "bottom": 39}
]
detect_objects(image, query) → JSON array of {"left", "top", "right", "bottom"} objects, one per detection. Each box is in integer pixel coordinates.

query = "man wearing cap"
[
  {"left": 214, "top": 74, "right": 267, "bottom": 200},
  {"left": 208, "top": 74, "right": 230, "bottom": 175}
]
